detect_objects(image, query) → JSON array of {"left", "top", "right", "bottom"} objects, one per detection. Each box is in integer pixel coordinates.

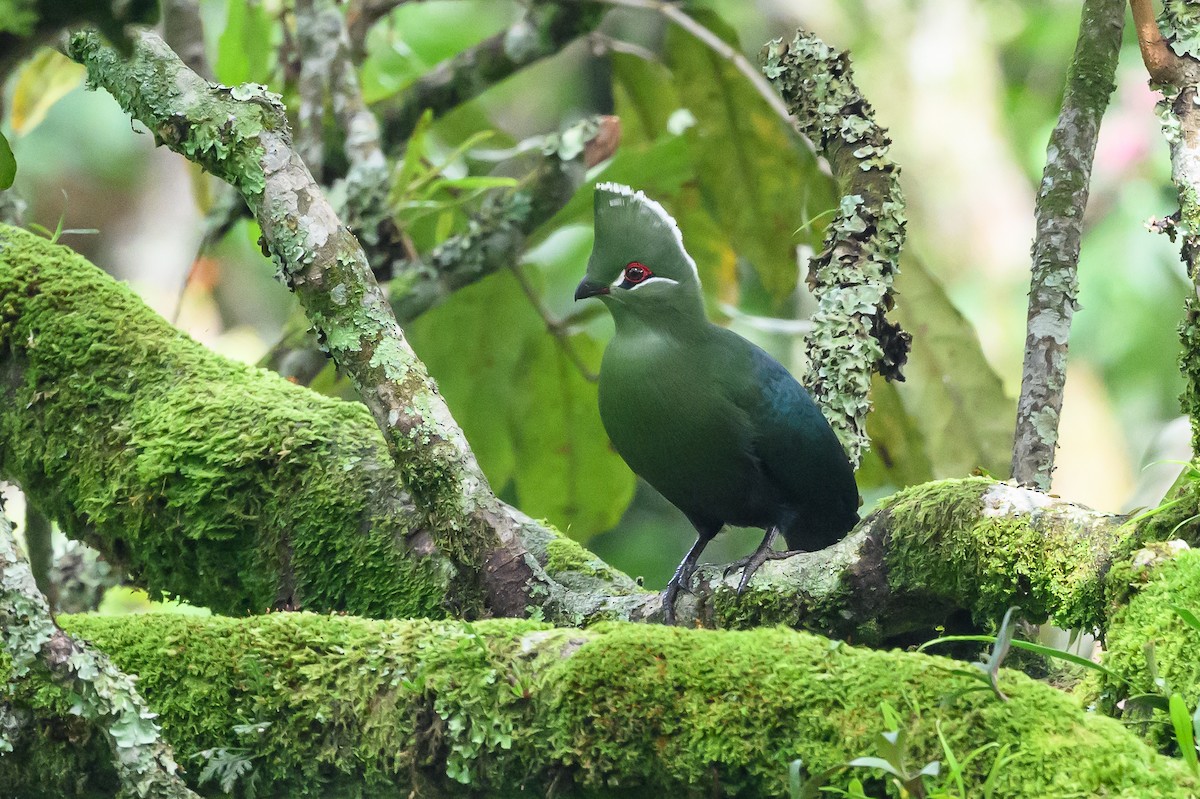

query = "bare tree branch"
[
  {"left": 374, "top": 2, "right": 606, "bottom": 153},
  {"left": 1010, "top": 0, "right": 1124, "bottom": 490}
]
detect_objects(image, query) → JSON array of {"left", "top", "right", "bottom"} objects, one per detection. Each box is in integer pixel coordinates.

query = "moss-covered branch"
[
  {"left": 0, "top": 509, "right": 197, "bottom": 798},
  {"left": 6, "top": 227, "right": 1195, "bottom": 635},
  {"left": 2, "top": 612, "right": 1195, "bottom": 797},
  {"left": 762, "top": 32, "right": 909, "bottom": 467},
  {"left": 0, "top": 224, "right": 453, "bottom": 619},
  {"left": 0, "top": 224, "right": 653, "bottom": 624},
  {"left": 1011, "top": 0, "right": 1123, "bottom": 490}
]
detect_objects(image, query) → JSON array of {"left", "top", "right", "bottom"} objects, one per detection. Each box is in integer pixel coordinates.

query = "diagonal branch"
[
  {"left": 373, "top": 2, "right": 606, "bottom": 153},
  {"left": 0, "top": 508, "right": 199, "bottom": 798},
  {"left": 1010, "top": 0, "right": 1124, "bottom": 490}
]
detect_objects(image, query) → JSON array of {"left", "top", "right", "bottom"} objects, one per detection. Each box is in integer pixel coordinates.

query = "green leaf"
[
  {"left": 216, "top": 0, "right": 273, "bottom": 86},
  {"left": 891, "top": 256, "right": 1015, "bottom": 477},
  {"left": 664, "top": 12, "right": 835, "bottom": 304},
  {"left": 859, "top": 375, "right": 935, "bottom": 490},
  {"left": 846, "top": 756, "right": 904, "bottom": 779},
  {"left": 0, "top": 132, "right": 14, "bottom": 190},
  {"left": 9, "top": 48, "right": 86, "bottom": 135},
  {"left": 1172, "top": 604, "right": 1200, "bottom": 633},
  {"left": 407, "top": 272, "right": 541, "bottom": 488},
  {"left": 611, "top": 52, "right": 681, "bottom": 145},
  {"left": 512, "top": 331, "right": 636, "bottom": 540},
  {"left": 919, "top": 633, "right": 1124, "bottom": 683},
  {"left": 1170, "top": 693, "right": 1200, "bottom": 774}
]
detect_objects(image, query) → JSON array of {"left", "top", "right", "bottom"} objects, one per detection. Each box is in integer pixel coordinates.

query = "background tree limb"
[{"left": 1010, "top": 0, "right": 1123, "bottom": 490}]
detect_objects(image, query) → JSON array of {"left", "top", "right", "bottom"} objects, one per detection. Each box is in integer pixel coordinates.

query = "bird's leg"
[
  {"left": 663, "top": 535, "right": 711, "bottom": 625},
  {"left": 724, "top": 527, "right": 801, "bottom": 595}
]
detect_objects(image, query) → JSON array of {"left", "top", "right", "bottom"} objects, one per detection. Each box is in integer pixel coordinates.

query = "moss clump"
[
  {"left": 546, "top": 622, "right": 1194, "bottom": 798},
  {"left": 883, "top": 477, "right": 1111, "bottom": 631},
  {"left": 544, "top": 534, "right": 615, "bottom": 581},
  {"left": 0, "top": 224, "right": 447, "bottom": 618},
  {"left": 1099, "top": 547, "right": 1200, "bottom": 751}
]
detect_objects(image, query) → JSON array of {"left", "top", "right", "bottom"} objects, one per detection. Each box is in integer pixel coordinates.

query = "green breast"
[{"left": 597, "top": 324, "right": 766, "bottom": 527}]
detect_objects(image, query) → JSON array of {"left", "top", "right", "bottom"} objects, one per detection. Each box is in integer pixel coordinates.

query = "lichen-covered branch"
[
  {"left": 374, "top": 2, "right": 605, "bottom": 153},
  {"left": 66, "top": 29, "right": 512, "bottom": 604},
  {"left": 762, "top": 32, "right": 909, "bottom": 466},
  {"left": 0, "top": 508, "right": 198, "bottom": 798},
  {"left": 2, "top": 612, "right": 1195, "bottom": 797},
  {"left": 1010, "top": 0, "right": 1123, "bottom": 491},
  {"left": 388, "top": 116, "right": 619, "bottom": 322},
  {"left": 1133, "top": 2, "right": 1200, "bottom": 455}
]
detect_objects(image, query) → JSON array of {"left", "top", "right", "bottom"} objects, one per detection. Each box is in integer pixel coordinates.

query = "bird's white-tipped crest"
[{"left": 595, "top": 182, "right": 699, "bottom": 281}]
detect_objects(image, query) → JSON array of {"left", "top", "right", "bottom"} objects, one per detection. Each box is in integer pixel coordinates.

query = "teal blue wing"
[{"left": 739, "top": 343, "right": 859, "bottom": 547}]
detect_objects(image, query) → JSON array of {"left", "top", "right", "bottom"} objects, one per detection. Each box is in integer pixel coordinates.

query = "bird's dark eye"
[{"left": 623, "top": 262, "right": 650, "bottom": 284}]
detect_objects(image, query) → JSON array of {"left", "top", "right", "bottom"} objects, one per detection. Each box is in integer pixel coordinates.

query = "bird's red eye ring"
[{"left": 623, "top": 262, "right": 651, "bottom": 284}]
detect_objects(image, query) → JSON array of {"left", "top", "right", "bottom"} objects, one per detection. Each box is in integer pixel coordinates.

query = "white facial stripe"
[
  {"left": 628, "top": 276, "right": 679, "bottom": 290},
  {"left": 595, "top": 182, "right": 700, "bottom": 282}
]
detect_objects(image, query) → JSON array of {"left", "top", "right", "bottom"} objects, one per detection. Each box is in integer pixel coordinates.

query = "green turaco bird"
[{"left": 575, "top": 182, "right": 859, "bottom": 624}]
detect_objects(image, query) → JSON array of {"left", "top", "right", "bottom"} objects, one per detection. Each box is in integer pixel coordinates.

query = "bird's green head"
[{"left": 574, "top": 183, "right": 704, "bottom": 319}]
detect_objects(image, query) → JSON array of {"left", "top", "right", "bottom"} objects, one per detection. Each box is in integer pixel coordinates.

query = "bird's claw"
[{"left": 730, "top": 548, "right": 802, "bottom": 596}]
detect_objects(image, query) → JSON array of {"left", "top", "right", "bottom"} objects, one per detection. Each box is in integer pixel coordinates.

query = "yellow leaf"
[{"left": 10, "top": 49, "right": 86, "bottom": 135}]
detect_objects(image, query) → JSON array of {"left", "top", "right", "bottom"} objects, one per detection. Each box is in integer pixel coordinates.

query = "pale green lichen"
[
  {"left": 69, "top": 30, "right": 274, "bottom": 201},
  {"left": 761, "top": 33, "right": 908, "bottom": 466}
]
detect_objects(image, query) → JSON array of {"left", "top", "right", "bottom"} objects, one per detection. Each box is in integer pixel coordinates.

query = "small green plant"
[
  {"left": 195, "top": 721, "right": 269, "bottom": 798},
  {"left": 25, "top": 191, "right": 99, "bottom": 243},
  {"left": 389, "top": 110, "right": 518, "bottom": 245},
  {"left": 786, "top": 704, "right": 1020, "bottom": 798}
]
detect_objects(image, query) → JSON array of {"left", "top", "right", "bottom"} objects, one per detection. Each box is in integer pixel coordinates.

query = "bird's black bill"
[{"left": 574, "top": 278, "right": 610, "bottom": 301}]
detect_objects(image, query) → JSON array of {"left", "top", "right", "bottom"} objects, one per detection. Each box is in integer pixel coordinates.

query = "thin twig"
[
  {"left": 374, "top": 3, "right": 605, "bottom": 152},
  {"left": 1010, "top": 0, "right": 1124, "bottom": 490},
  {"left": 509, "top": 263, "right": 599, "bottom": 383}
]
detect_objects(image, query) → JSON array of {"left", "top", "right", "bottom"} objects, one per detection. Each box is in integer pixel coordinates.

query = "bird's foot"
[
  {"left": 725, "top": 547, "right": 804, "bottom": 595},
  {"left": 662, "top": 563, "right": 697, "bottom": 625}
]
